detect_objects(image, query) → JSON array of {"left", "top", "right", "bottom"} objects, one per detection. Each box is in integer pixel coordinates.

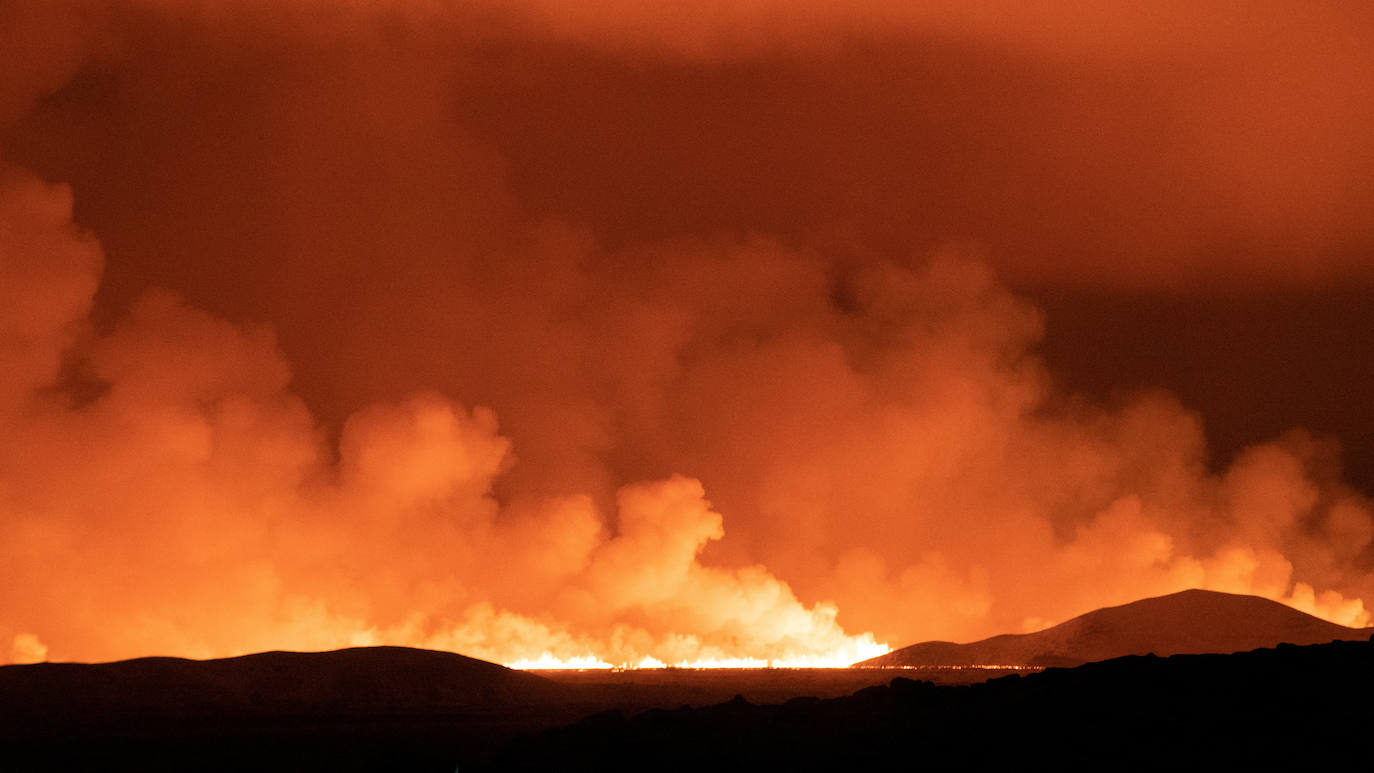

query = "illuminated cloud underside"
[{"left": 1, "top": 0, "right": 1372, "bottom": 667}]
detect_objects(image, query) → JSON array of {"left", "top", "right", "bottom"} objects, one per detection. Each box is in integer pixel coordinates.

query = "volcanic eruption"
[{"left": 2, "top": 0, "right": 1374, "bottom": 672}]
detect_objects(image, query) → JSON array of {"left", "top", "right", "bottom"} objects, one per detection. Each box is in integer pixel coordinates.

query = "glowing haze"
[{"left": 2, "top": 0, "right": 1373, "bottom": 667}]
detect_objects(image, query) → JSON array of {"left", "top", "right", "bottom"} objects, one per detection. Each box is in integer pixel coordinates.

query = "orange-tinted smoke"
[{"left": 2, "top": 1, "right": 1373, "bottom": 666}]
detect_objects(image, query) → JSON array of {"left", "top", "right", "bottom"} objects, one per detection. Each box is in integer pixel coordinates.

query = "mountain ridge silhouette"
[
  {"left": 0, "top": 644, "right": 572, "bottom": 716},
  {"left": 855, "top": 588, "right": 1374, "bottom": 667}
]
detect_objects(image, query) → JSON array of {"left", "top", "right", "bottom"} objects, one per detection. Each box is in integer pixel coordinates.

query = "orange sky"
[{"left": 2, "top": 0, "right": 1373, "bottom": 666}]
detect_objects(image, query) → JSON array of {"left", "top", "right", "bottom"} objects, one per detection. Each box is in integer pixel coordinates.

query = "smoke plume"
[{"left": 2, "top": 0, "right": 1372, "bottom": 665}]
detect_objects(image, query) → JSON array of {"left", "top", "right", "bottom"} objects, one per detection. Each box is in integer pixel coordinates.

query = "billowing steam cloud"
[
  {"left": 0, "top": 179, "right": 881, "bottom": 664},
  {"left": 2, "top": 0, "right": 1373, "bottom": 666}
]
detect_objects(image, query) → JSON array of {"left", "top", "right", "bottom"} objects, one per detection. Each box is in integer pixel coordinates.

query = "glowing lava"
[{"left": 506, "top": 640, "right": 892, "bottom": 670}]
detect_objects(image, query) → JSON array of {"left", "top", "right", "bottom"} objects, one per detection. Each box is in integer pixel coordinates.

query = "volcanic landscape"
[
  {"left": 5, "top": 590, "right": 1372, "bottom": 770},
  {"left": 4, "top": 1, "right": 1374, "bottom": 770}
]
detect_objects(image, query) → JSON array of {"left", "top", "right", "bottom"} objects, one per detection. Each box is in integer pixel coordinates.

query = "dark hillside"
[
  {"left": 490, "top": 636, "right": 1374, "bottom": 771},
  {"left": 0, "top": 647, "right": 576, "bottom": 771},
  {"left": 857, "top": 589, "right": 1374, "bottom": 667}
]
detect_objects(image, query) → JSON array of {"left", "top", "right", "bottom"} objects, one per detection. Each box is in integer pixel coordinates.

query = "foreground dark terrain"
[
  {"left": 6, "top": 589, "right": 1372, "bottom": 771},
  {"left": 0, "top": 648, "right": 935, "bottom": 771},
  {"left": 489, "top": 637, "right": 1374, "bottom": 771},
  {"left": 4, "top": 637, "right": 1372, "bottom": 771}
]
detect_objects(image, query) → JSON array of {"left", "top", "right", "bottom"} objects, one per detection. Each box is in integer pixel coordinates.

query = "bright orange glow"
[
  {"left": 506, "top": 640, "right": 893, "bottom": 670},
  {"left": 2, "top": 1, "right": 1374, "bottom": 669},
  {"left": 508, "top": 653, "right": 616, "bottom": 670}
]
